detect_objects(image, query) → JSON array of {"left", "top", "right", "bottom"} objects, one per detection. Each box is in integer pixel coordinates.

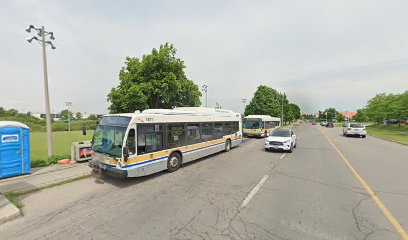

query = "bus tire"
[
  {"left": 225, "top": 139, "right": 231, "bottom": 152},
  {"left": 167, "top": 152, "right": 181, "bottom": 172}
]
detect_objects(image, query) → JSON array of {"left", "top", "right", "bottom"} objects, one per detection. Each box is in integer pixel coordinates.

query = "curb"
[
  {"left": 7, "top": 172, "right": 92, "bottom": 195},
  {"left": 0, "top": 194, "right": 21, "bottom": 225},
  {"left": 0, "top": 162, "right": 83, "bottom": 185}
]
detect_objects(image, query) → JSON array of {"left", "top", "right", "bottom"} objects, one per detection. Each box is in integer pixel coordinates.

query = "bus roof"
[
  {"left": 103, "top": 107, "right": 241, "bottom": 125},
  {"left": 244, "top": 115, "right": 280, "bottom": 121}
]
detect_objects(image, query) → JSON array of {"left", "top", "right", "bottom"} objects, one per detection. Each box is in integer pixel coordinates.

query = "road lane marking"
[
  {"left": 320, "top": 129, "right": 408, "bottom": 240},
  {"left": 280, "top": 153, "right": 286, "bottom": 160},
  {"left": 241, "top": 175, "right": 269, "bottom": 207}
]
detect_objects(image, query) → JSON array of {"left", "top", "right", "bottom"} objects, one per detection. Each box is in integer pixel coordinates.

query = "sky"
[{"left": 1, "top": 0, "right": 407, "bottom": 115}]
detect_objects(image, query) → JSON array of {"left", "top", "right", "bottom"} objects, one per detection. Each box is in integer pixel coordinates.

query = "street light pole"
[
  {"left": 201, "top": 85, "right": 208, "bottom": 107},
  {"left": 26, "top": 25, "right": 56, "bottom": 158},
  {"left": 66, "top": 101, "right": 72, "bottom": 131},
  {"left": 241, "top": 98, "right": 246, "bottom": 115}
]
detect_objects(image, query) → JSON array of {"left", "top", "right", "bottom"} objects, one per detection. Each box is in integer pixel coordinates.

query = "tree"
[
  {"left": 354, "top": 108, "right": 367, "bottom": 122},
  {"left": 60, "top": 109, "right": 73, "bottom": 121},
  {"left": 75, "top": 112, "right": 83, "bottom": 120},
  {"left": 325, "top": 108, "right": 336, "bottom": 121},
  {"left": 0, "top": 107, "right": 5, "bottom": 117},
  {"left": 336, "top": 114, "right": 345, "bottom": 122},
  {"left": 318, "top": 108, "right": 336, "bottom": 121},
  {"left": 6, "top": 109, "right": 18, "bottom": 116},
  {"left": 87, "top": 114, "right": 98, "bottom": 120},
  {"left": 244, "top": 85, "right": 281, "bottom": 117},
  {"left": 284, "top": 103, "right": 301, "bottom": 123},
  {"left": 107, "top": 43, "right": 201, "bottom": 113},
  {"left": 361, "top": 91, "right": 408, "bottom": 125},
  {"left": 365, "top": 93, "right": 389, "bottom": 123}
]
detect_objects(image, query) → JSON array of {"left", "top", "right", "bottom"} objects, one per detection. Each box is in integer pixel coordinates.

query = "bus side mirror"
[{"left": 123, "top": 147, "right": 129, "bottom": 162}]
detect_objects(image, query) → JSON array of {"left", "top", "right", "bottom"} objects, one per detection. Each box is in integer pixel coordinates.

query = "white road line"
[
  {"left": 280, "top": 153, "right": 286, "bottom": 159},
  {"left": 241, "top": 175, "right": 269, "bottom": 207}
]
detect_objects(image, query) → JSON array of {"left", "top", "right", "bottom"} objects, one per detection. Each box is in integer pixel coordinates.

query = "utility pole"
[
  {"left": 241, "top": 98, "right": 246, "bottom": 115},
  {"left": 201, "top": 85, "right": 208, "bottom": 107},
  {"left": 26, "top": 25, "right": 56, "bottom": 157},
  {"left": 280, "top": 92, "right": 284, "bottom": 126},
  {"left": 66, "top": 101, "right": 72, "bottom": 131}
]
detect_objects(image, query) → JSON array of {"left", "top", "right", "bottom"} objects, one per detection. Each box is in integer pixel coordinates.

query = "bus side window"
[
  {"left": 137, "top": 129, "right": 146, "bottom": 155},
  {"left": 223, "top": 122, "right": 232, "bottom": 135},
  {"left": 232, "top": 121, "right": 239, "bottom": 132},
  {"left": 168, "top": 123, "right": 186, "bottom": 148},
  {"left": 214, "top": 122, "right": 223, "bottom": 139},
  {"left": 187, "top": 123, "right": 201, "bottom": 144},
  {"left": 137, "top": 124, "right": 163, "bottom": 154},
  {"left": 145, "top": 132, "right": 163, "bottom": 153},
  {"left": 126, "top": 129, "right": 136, "bottom": 155},
  {"left": 201, "top": 122, "right": 213, "bottom": 142}
]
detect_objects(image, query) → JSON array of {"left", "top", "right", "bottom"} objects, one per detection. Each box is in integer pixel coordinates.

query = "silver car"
[{"left": 343, "top": 123, "right": 367, "bottom": 138}]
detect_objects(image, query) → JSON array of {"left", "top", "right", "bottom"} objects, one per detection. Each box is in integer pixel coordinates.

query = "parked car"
[
  {"left": 312, "top": 122, "right": 317, "bottom": 125},
  {"left": 384, "top": 119, "right": 399, "bottom": 124},
  {"left": 343, "top": 123, "right": 367, "bottom": 138},
  {"left": 265, "top": 129, "right": 297, "bottom": 152},
  {"left": 326, "top": 122, "right": 334, "bottom": 128},
  {"left": 320, "top": 121, "right": 328, "bottom": 126}
]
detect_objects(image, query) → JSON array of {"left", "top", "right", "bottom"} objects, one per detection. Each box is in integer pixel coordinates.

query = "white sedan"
[
  {"left": 265, "top": 129, "right": 297, "bottom": 152},
  {"left": 343, "top": 123, "right": 367, "bottom": 138}
]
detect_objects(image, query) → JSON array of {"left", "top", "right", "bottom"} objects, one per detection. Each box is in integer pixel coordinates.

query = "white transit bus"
[
  {"left": 89, "top": 107, "right": 242, "bottom": 178},
  {"left": 243, "top": 115, "right": 281, "bottom": 137}
]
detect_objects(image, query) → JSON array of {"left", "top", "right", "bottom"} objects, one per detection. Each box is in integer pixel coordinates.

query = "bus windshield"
[
  {"left": 244, "top": 120, "right": 263, "bottom": 129},
  {"left": 92, "top": 125, "right": 127, "bottom": 157},
  {"left": 92, "top": 116, "right": 131, "bottom": 157}
]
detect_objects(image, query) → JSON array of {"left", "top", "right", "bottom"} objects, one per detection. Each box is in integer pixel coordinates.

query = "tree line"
[
  {"left": 244, "top": 85, "right": 301, "bottom": 124},
  {"left": 315, "top": 108, "right": 345, "bottom": 122},
  {"left": 0, "top": 107, "right": 98, "bottom": 131},
  {"left": 354, "top": 91, "right": 408, "bottom": 124}
]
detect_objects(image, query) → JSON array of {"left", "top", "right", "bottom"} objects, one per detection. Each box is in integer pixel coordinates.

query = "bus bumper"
[
  {"left": 243, "top": 133, "right": 262, "bottom": 137},
  {"left": 89, "top": 159, "right": 128, "bottom": 179}
]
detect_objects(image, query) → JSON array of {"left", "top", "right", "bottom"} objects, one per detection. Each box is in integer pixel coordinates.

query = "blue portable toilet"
[{"left": 0, "top": 121, "right": 31, "bottom": 179}]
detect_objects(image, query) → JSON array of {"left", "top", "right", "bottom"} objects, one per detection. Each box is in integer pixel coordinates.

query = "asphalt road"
[{"left": 0, "top": 124, "right": 407, "bottom": 240}]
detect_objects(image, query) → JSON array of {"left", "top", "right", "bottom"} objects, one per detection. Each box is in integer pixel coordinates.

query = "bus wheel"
[
  {"left": 225, "top": 139, "right": 231, "bottom": 152},
  {"left": 167, "top": 152, "right": 181, "bottom": 172}
]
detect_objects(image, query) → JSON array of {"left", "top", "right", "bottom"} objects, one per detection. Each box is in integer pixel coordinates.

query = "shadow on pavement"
[{"left": 90, "top": 145, "right": 243, "bottom": 188}]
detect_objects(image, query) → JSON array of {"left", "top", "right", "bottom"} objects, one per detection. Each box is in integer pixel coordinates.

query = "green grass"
[
  {"left": 4, "top": 192, "right": 24, "bottom": 209},
  {"left": 366, "top": 124, "right": 408, "bottom": 145},
  {"left": 30, "top": 130, "right": 93, "bottom": 167}
]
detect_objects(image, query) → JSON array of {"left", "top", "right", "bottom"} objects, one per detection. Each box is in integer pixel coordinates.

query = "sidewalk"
[
  {"left": 0, "top": 161, "right": 91, "bottom": 225},
  {"left": 0, "top": 161, "right": 91, "bottom": 194}
]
